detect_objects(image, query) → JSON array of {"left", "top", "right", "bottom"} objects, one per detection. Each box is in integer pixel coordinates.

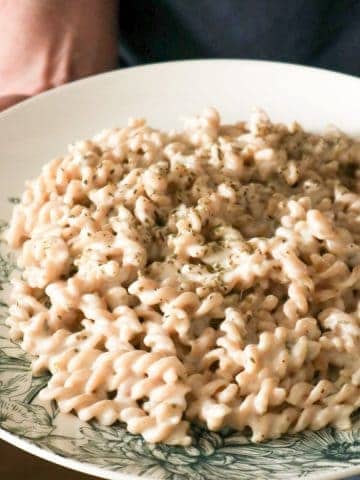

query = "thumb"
[{"left": 0, "top": 94, "right": 29, "bottom": 112}]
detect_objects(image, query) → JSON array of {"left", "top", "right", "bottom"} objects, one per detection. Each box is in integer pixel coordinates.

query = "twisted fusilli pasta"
[{"left": 6, "top": 108, "right": 360, "bottom": 445}]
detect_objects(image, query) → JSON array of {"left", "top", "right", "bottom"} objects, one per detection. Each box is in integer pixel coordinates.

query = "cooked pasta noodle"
[{"left": 6, "top": 108, "right": 360, "bottom": 445}]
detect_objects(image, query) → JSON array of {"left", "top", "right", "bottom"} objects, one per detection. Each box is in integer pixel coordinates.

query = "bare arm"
[{"left": 0, "top": 0, "right": 119, "bottom": 110}]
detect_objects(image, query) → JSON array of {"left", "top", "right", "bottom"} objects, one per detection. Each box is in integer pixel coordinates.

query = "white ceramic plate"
[{"left": 0, "top": 60, "right": 359, "bottom": 480}]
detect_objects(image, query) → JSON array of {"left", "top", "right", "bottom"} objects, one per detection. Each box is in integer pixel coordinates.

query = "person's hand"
[
  {"left": 0, "top": 0, "right": 119, "bottom": 111},
  {"left": 0, "top": 95, "right": 29, "bottom": 111}
]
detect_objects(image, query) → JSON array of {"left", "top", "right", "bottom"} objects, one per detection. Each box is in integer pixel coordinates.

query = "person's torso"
[{"left": 119, "top": 0, "right": 360, "bottom": 75}]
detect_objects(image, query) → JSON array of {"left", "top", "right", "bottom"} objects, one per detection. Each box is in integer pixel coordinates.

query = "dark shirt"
[{"left": 119, "top": 0, "right": 360, "bottom": 76}]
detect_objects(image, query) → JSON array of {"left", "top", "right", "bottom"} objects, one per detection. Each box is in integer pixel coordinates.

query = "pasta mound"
[{"left": 6, "top": 108, "right": 360, "bottom": 445}]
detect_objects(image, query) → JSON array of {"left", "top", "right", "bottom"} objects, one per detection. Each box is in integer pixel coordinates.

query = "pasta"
[{"left": 5, "top": 108, "right": 360, "bottom": 445}]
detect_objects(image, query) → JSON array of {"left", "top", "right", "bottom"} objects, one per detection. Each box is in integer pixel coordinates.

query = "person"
[
  {"left": 0, "top": 0, "right": 119, "bottom": 110},
  {"left": 1, "top": 0, "right": 360, "bottom": 111}
]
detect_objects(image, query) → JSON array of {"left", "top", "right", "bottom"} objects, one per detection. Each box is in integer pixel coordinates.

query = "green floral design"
[
  {"left": 0, "top": 252, "right": 15, "bottom": 290},
  {"left": 0, "top": 220, "right": 8, "bottom": 235},
  {"left": 0, "top": 219, "right": 359, "bottom": 480}
]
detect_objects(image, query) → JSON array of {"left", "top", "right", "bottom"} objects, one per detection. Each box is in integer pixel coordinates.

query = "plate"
[{"left": 0, "top": 60, "right": 359, "bottom": 480}]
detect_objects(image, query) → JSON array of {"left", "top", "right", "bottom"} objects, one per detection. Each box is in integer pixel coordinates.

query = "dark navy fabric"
[{"left": 119, "top": 0, "right": 360, "bottom": 76}]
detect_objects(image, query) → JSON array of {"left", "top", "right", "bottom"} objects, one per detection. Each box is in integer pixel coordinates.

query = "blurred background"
[{"left": 1, "top": 0, "right": 360, "bottom": 111}]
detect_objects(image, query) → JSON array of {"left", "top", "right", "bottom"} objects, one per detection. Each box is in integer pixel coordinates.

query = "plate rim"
[
  {"left": 0, "top": 428, "right": 140, "bottom": 480},
  {"left": 0, "top": 58, "right": 359, "bottom": 480},
  {"left": 1, "top": 427, "right": 360, "bottom": 480},
  {"left": 1, "top": 58, "right": 360, "bottom": 122}
]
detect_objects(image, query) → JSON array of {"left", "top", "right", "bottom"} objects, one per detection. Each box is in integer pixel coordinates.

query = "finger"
[{"left": 0, "top": 94, "right": 29, "bottom": 111}]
